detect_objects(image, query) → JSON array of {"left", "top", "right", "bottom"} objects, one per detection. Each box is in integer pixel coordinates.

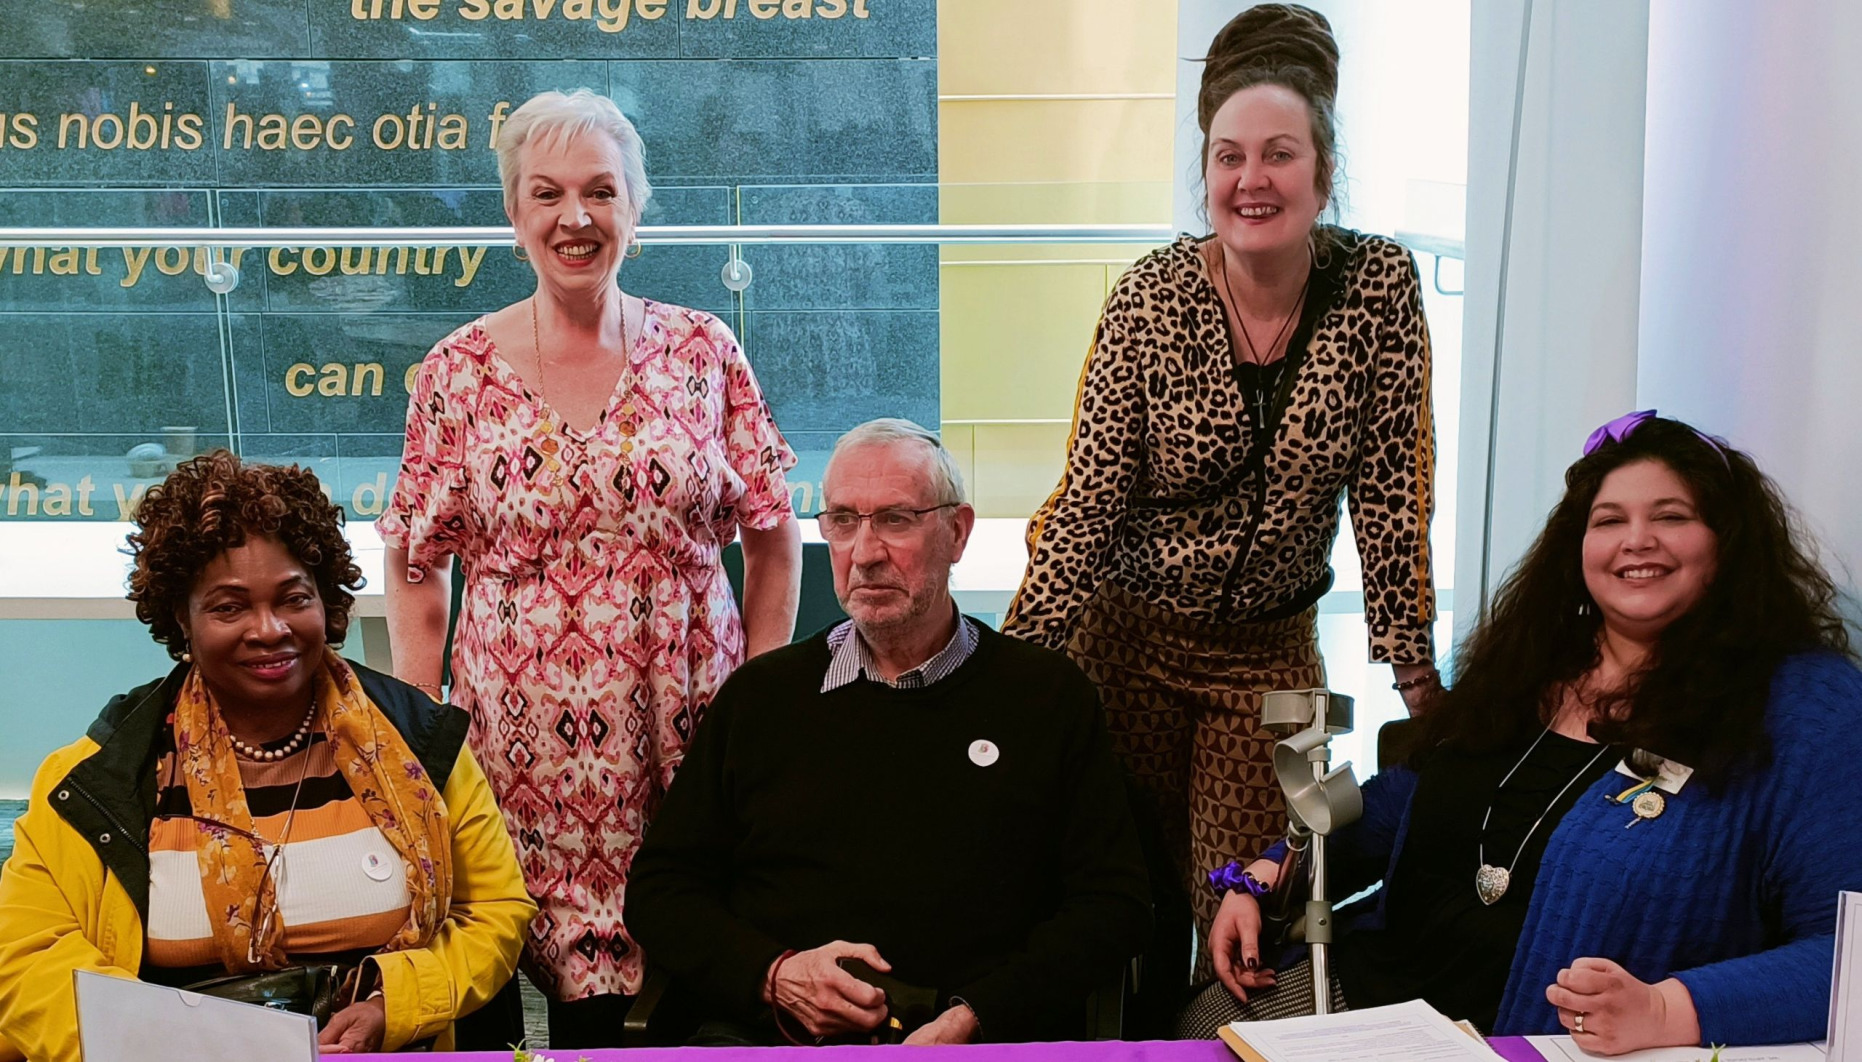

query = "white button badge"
[
  {"left": 969, "top": 739, "right": 1000, "bottom": 767},
  {"left": 362, "top": 851, "right": 393, "bottom": 882}
]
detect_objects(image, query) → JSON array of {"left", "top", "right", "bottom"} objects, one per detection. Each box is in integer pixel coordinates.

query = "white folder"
[
  {"left": 74, "top": 969, "right": 318, "bottom": 1062},
  {"left": 1832, "top": 891, "right": 1862, "bottom": 1062}
]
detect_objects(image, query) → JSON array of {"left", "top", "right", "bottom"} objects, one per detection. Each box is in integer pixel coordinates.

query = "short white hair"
[
  {"left": 828, "top": 418, "right": 968, "bottom": 507},
  {"left": 497, "top": 89, "right": 653, "bottom": 223}
]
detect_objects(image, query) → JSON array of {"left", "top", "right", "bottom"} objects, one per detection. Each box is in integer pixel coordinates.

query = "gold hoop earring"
[
  {"left": 625, "top": 242, "right": 642, "bottom": 260},
  {"left": 513, "top": 244, "right": 529, "bottom": 263}
]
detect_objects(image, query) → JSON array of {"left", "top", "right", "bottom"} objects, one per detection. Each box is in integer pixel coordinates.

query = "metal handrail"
[{"left": 0, "top": 223, "right": 1177, "bottom": 249}]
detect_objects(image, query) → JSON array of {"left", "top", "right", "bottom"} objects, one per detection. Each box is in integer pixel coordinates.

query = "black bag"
[
  {"left": 836, "top": 958, "right": 939, "bottom": 1042},
  {"left": 182, "top": 965, "right": 345, "bottom": 1027}
]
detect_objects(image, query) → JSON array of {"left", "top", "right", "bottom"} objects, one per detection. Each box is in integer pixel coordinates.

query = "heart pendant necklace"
[{"left": 1475, "top": 727, "right": 1613, "bottom": 905}]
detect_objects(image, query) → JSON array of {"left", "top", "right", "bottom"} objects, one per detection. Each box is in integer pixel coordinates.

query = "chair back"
[{"left": 1377, "top": 717, "right": 1423, "bottom": 771}]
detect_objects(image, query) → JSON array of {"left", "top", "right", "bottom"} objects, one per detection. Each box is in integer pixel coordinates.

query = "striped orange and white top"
[{"left": 145, "top": 722, "right": 413, "bottom": 972}]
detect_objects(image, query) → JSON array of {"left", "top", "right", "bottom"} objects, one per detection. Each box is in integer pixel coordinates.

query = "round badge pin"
[
  {"left": 362, "top": 851, "right": 393, "bottom": 882},
  {"left": 968, "top": 739, "right": 999, "bottom": 767},
  {"left": 1631, "top": 790, "right": 1666, "bottom": 823}
]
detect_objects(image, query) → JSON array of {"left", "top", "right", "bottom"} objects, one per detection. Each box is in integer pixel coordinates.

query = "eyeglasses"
[
  {"left": 815, "top": 504, "right": 957, "bottom": 543},
  {"left": 1583, "top": 409, "right": 1730, "bottom": 469}
]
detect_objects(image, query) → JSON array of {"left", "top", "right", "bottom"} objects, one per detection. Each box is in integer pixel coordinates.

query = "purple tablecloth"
[
  {"left": 359, "top": 1046, "right": 1230, "bottom": 1061},
  {"left": 356, "top": 1037, "right": 1550, "bottom": 1061}
]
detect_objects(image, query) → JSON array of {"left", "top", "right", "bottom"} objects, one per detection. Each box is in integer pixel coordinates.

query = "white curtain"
[
  {"left": 1452, "top": 0, "right": 1651, "bottom": 640},
  {"left": 1638, "top": 0, "right": 1862, "bottom": 597}
]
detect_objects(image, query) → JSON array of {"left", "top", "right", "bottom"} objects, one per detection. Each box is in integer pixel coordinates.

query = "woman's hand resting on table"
[{"left": 1545, "top": 957, "right": 1701, "bottom": 1056}]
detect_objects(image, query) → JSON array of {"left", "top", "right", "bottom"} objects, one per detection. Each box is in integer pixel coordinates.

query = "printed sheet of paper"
[
  {"left": 1526, "top": 1035, "right": 1825, "bottom": 1062},
  {"left": 1832, "top": 890, "right": 1862, "bottom": 1062},
  {"left": 1223, "top": 998, "right": 1504, "bottom": 1062},
  {"left": 75, "top": 969, "right": 318, "bottom": 1062}
]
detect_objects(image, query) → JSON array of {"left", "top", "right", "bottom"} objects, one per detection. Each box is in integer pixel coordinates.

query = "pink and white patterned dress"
[{"left": 378, "top": 300, "right": 795, "bottom": 1000}]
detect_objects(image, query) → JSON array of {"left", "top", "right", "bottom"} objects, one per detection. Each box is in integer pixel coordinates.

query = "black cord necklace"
[
  {"left": 1474, "top": 727, "right": 1612, "bottom": 905},
  {"left": 1218, "top": 247, "right": 1311, "bottom": 435}
]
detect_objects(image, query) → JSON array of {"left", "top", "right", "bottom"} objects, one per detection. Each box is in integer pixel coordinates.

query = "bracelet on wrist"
[
  {"left": 767, "top": 949, "right": 821, "bottom": 1047},
  {"left": 1392, "top": 669, "right": 1440, "bottom": 693}
]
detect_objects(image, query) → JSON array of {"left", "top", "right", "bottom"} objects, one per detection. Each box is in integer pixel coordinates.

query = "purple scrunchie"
[{"left": 1207, "top": 860, "right": 1269, "bottom": 899}]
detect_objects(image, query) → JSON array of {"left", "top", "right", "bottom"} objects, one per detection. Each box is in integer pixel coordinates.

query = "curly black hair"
[
  {"left": 126, "top": 450, "right": 364, "bottom": 660},
  {"left": 1419, "top": 417, "right": 1852, "bottom": 788}
]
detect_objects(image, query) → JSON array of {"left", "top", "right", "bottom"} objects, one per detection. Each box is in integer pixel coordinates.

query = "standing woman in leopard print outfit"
[{"left": 1002, "top": 2, "right": 1438, "bottom": 1009}]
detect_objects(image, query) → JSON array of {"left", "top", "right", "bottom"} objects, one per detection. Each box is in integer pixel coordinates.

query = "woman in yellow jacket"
[{"left": 0, "top": 452, "right": 534, "bottom": 1062}]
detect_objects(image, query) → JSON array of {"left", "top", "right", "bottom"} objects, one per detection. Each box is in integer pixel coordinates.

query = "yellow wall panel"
[
  {"left": 939, "top": 178, "right": 1172, "bottom": 226},
  {"left": 938, "top": 0, "right": 1177, "bottom": 97},
  {"left": 938, "top": 0, "right": 1176, "bottom": 520},
  {"left": 939, "top": 98, "right": 1177, "bottom": 186},
  {"left": 940, "top": 261, "right": 1108, "bottom": 423},
  {"left": 942, "top": 422, "right": 1074, "bottom": 519}
]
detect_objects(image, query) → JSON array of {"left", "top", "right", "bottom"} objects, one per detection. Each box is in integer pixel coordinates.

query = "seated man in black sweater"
[{"left": 628, "top": 418, "right": 1151, "bottom": 1045}]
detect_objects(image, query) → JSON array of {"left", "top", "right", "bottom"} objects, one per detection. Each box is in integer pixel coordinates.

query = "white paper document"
[
  {"left": 1224, "top": 998, "right": 1504, "bottom": 1061},
  {"left": 1526, "top": 1035, "right": 1825, "bottom": 1062},
  {"left": 75, "top": 969, "right": 318, "bottom": 1062},
  {"left": 1832, "top": 890, "right": 1862, "bottom": 1062}
]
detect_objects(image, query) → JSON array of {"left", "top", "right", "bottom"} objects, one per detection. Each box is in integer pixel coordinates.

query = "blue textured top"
[{"left": 1304, "top": 652, "right": 1862, "bottom": 1044}]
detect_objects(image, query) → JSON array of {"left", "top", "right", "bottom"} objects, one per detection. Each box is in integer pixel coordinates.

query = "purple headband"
[{"left": 1582, "top": 409, "right": 1731, "bottom": 469}]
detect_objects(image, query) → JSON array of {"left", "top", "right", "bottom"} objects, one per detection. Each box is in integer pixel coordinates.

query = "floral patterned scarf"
[{"left": 172, "top": 649, "right": 452, "bottom": 973}]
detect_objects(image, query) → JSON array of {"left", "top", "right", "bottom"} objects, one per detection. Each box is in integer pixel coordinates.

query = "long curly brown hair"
[
  {"left": 127, "top": 450, "right": 363, "bottom": 660},
  {"left": 1419, "top": 417, "right": 1851, "bottom": 787}
]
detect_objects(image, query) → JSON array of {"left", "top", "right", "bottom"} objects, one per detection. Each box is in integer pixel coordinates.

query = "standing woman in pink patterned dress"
[{"left": 379, "top": 89, "right": 802, "bottom": 1048}]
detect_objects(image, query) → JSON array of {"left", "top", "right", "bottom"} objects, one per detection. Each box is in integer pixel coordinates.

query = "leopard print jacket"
[{"left": 1002, "top": 229, "right": 1437, "bottom": 665}]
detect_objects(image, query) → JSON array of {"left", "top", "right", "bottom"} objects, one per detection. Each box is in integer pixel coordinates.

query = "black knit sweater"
[{"left": 627, "top": 621, "right": 1151, "bottom": 1042}]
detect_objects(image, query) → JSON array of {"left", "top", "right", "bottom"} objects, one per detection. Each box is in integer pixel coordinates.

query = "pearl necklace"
[{"left": 227, "top": 700, "right": 318, "bottom": 762}]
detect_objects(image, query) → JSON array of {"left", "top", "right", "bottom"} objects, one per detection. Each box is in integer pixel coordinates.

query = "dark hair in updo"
[
  {"left": 127, "top": 450, "right": 362, "bottom": 659},
  {"left": 1198, "top": 3, "right": 1341, "bottom": 214}
]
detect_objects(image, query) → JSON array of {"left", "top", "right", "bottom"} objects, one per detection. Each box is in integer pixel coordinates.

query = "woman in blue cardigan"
[{"left": 1184, "top": 413, "right": 1862, "bottom": 1053}]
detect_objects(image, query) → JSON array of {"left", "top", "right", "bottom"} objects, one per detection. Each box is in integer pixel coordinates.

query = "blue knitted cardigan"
[{"left": 1308, "top": 652, "right": 1862, "bottom": 1044}]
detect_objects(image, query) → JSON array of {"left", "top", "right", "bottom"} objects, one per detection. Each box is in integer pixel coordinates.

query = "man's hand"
[
  {"left": 317, "top": 996, "right": 387, "bottom": 1054},
  {"left": 1545, "top": 957, "right": 1701, "bottom": 1056},
  {"left": 903, "top": 1003, "right": 978, "bottom": 1045},
  {"left": 766, "top": 941, "right": 891, "bottom": 1038}
]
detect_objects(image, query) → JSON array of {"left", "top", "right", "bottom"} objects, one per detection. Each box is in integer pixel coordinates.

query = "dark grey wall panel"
[
  {"left": 610, "top": 59, "right": 935, "bottom": 181},
  {"left": 310, "top": 0, "right": 683, "bottom": 60},
  {"left": 678, "top": 0, "right": 934, "bottom": 59},
  {"left": 229, "top": 311, "right": 272, "bottom": 434},
  {"left": 0, "top": 190, "right": 269, "bottom": 312},
  {"left": 746, "top": 309, "right": 937, "bottom": 432},
  {"left": 0, "top": 5, "right": 938, "bottom": 523},
  {"left": 0, "top": 1, "right": 309, "bottom": 60},
  {"left": 0, "top": 61, "right": 216, "bottom": 185},
  {"left": 739, "top": 183, "right": 935, "bottom": 310},
  {"left": 0, "top": 313, "right": 230, "bottom": 434},
  {"left": 241, "top": 313, "right": 453, "bottom": 436},
  {"left": 209, "top": 60, "right": 609, "bottom": 186}
]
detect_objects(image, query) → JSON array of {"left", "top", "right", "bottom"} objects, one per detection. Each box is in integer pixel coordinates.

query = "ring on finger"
[{"left": 1574, "top": 1012, "right": 1586, "bottom": 1035}]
